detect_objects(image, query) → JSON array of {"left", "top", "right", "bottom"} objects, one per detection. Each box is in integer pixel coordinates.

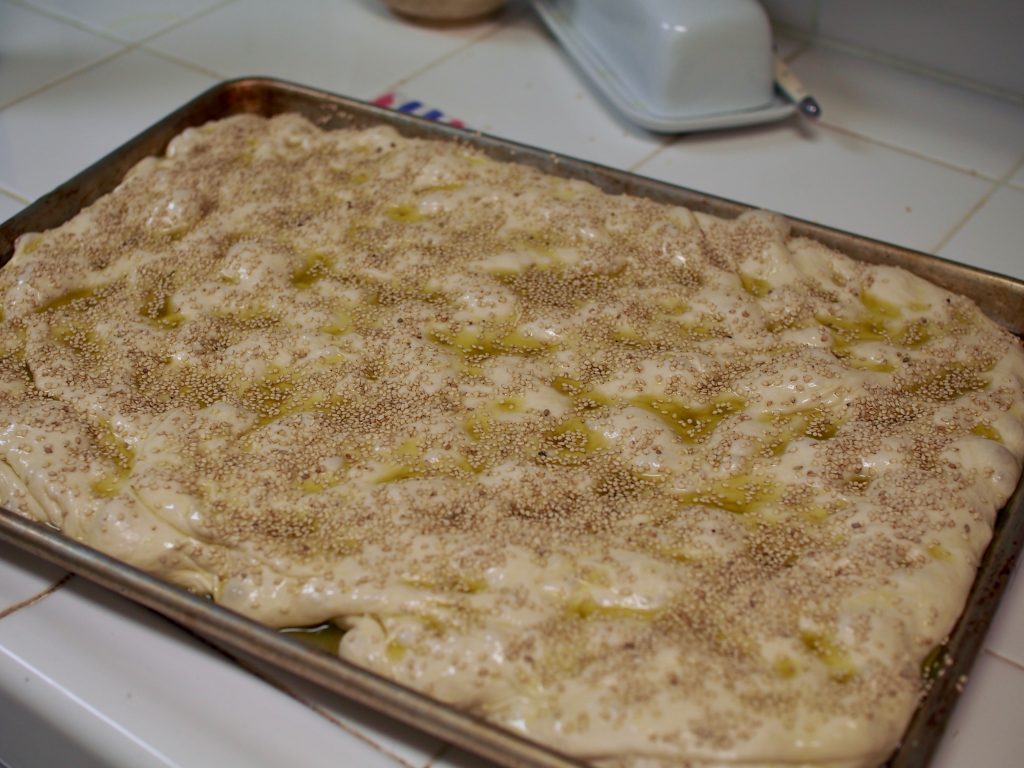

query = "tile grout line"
[
  {"left": 927, "top": 186, "right": 1001, "bottom": 256},
  {"left": 384, "top": 5, "right": 526, "bottom": 94},
  {"left": 930, "top": 153, "right": 1024, "bottom": 253},
  {"left": 983, "top": 648, "right": 1024, "bottom": 674},
  {"left": 141, "top": 1, "right": 511, "bottom": 96},
  {"left": 0, "top": 0, "right": 238, "bottom": 115},
  {"left": 625, "top": 140, "right": 673, "bottom": 174},
  {"left": 6, "top": 0, "right": 131, "bottom": 45},
  {"left": 130, "top": 0, "right": 240, "bottom": 48},
  {"left": 10, "top": 0, "right": 238, "bottom": 48},
  {"left": 813, "top": 121, "right": 1004, "bottom": 182},
  {"left": 0, "top": 46, "right": 131, "bottom": 115},
  {"left": 0, "top": 573, "right": 73, "bottom": 622},
  {"left": 139, "top": 47, "right": 229, "bottom": 82},
  {"left": 766, "top": 22, "right": 1023, "bottom": 107},
  {"left": 169, "top": 622, "right": 419, "bottom": 768},
  {"left": 133, "top": 0, "right": 242, "bottom": 79}
]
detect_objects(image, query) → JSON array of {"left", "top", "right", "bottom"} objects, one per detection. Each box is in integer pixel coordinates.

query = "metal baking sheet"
[{"left": 1, "top": 77, "right": 1022, "bottom": 768}]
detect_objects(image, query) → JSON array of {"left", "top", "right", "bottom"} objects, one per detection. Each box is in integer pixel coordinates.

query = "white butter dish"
[{"left": 532, "top": 0, "right": 795, "bottom": 132}]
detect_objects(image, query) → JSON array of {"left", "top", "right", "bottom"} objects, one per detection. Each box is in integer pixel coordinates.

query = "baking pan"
[{"left": 1, "top": 77, "right": 1023, "bottom": 768}]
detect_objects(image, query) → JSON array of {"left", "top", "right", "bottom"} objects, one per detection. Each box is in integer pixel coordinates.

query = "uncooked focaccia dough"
[{"left": 2, "top": 114, "right": 1023, "bottom": 767}]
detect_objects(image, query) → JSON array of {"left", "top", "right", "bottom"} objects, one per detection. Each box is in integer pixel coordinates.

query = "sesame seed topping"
[{"left": 1, "top": 112, "right": 1022, "bottom": 766}]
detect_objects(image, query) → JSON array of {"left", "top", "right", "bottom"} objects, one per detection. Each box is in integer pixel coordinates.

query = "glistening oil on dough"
[{"left": 1, "top": 114, "right": 1023, "bottom": 767}]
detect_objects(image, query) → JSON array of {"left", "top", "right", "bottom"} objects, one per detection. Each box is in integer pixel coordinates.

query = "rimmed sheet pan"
[{"left": 1, "top": 77, "right": 1023, "bottom": 768}]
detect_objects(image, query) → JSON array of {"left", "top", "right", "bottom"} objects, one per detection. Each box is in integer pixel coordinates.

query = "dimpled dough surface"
[{"left": 1, "top": 114, "right": 1023, "bottom": 767}]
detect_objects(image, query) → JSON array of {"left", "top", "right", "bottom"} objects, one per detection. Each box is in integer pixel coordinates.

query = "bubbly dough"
[{"left": 2, "top": 113, "right": 1023, "bottom": 767}]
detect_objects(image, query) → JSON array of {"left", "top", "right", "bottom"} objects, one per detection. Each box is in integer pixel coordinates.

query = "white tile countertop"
[{"left": 1, "top": 1, "right": 1024, "bottom": 766}]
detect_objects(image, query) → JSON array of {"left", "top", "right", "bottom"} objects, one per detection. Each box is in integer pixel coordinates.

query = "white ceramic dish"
[{"left": 532, "top": 0, "right": 796, "bottom": 132}]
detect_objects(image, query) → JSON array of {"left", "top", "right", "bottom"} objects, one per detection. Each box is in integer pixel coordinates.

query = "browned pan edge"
[{"left": 2, "top": 76, "right": 1023, "bottom": 768}]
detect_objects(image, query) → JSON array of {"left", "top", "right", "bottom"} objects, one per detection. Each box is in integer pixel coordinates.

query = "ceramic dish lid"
[{"left": 532, "top": 0, "right": 796, "bottom": 132}]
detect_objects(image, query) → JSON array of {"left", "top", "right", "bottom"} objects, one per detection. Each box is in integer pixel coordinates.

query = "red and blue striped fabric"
[{"left": 373, "top": 92, "right": 466, "bottom": 128}]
